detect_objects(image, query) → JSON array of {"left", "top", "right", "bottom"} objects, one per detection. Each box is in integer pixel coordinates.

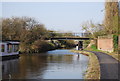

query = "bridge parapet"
[
  {"left": 45, "top": 32, "right": 92, "bottom": 40},
  {"left": 48, "top": 32, "right": 91, "bottom": 38}
]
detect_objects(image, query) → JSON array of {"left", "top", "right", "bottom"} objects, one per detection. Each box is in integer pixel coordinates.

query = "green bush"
[
  {"left": 89, "top": 44, "right": 100, "bottom": 51},
  {"left": 113, "top": 35, "right": 118, "bottom": 52},
  {"left": 91, "top": 44, "right": 97, "bottom": 50}
]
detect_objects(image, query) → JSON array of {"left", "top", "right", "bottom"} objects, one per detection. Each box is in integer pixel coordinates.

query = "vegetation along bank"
[
  {"left": 71, "top": 50, "right": 100, "bottom": 80},
  {"left": 1, "top": 17, "right": 75, "bottom": 53}
]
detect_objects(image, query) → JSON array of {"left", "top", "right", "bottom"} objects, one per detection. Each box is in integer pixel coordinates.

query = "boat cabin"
[{"left": 0, "top": 40, "right": 20, "bottom": 57}]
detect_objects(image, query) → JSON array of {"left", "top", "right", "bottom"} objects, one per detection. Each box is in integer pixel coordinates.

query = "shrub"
[
  {"left": 113, "top": 35, "right": 118, "bottom": 53},
  {"left": 31, "top": 40, "right": 55, "bottom": 53}
]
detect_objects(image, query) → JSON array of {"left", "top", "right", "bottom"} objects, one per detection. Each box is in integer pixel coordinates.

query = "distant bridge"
[
  {"left": 45, "top": 32, "right": 92, "bottom": 50},
  {"left": 45, "top": 37, "right": 92, "bottom": 40},
  {"left": 45, "top": 32, "right": 92, "bottom": 40}
]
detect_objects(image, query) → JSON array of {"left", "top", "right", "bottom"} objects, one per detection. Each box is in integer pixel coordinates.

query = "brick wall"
[{"left": 97, "top": 36, "right": 114, "bottom": 52}]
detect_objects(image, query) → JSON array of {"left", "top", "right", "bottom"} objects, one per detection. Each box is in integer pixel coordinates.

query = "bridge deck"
[{"left": 45, "top": 37, "right": 93, "bottom": 40}]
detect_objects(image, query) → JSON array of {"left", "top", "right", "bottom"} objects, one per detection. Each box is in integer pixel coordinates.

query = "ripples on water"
[{"left": 2, "top": 49, "right": 89, "bottom": 79}]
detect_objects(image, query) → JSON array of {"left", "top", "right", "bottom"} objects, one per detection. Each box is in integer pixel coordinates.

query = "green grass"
[
  {"left": 85, "top": 44, "right": 120, "bottom": 61},
  {"left": 85, "top": 44, "right": 101, "bottom": 52}
]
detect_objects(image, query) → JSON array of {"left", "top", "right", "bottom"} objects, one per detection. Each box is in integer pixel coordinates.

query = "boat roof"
[{"left": 0, "top": 40, "right": 20, "bottom": 44}]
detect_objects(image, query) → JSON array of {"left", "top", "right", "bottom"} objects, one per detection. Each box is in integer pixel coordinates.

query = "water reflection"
[{"left": 2, "top": 49, "right": 88, "bottom": 79}]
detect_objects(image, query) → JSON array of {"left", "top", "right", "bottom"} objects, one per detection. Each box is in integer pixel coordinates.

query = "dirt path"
[{"left": 87, "top": 51, "right": 119, "bottom": 79}]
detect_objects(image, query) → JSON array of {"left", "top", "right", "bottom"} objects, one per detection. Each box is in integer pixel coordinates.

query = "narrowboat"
[{"left": 0, "top": 40, "right": 20, "bottom": 61}]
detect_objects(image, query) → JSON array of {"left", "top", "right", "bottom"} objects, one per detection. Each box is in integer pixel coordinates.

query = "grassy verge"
[
  {"left": 85, "top": 45, "right": 120, "bottom": 62},
  {"left": 100, "top": 51, "right": 120, "bottom": 61},
  {"left": 71, "top": 50, "right": 100, "bottom": 80}
]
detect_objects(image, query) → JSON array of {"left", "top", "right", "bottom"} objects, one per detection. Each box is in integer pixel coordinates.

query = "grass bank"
[
  {"left": 104, "top": 52, "right": 120, "bottom": 61},
  {"left": 71, "top": 50, "right": 100, "bottom": 80},
  {"left": 85, "top": 45, "right": 120, "bottom": 61}
]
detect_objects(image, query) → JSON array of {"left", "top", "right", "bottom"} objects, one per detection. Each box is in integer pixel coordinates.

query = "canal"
[{"left": 2, "top": 49, "right": 89, "bottom": 79}]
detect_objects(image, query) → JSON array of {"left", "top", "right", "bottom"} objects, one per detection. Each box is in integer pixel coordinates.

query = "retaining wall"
[{"left": 97, "top": 35, "right": 114, "bottom": 52}]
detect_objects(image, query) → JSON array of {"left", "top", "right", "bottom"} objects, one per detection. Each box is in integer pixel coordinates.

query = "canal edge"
[{"left": 71, "top": 50, "right": 101, "bottom": 80}]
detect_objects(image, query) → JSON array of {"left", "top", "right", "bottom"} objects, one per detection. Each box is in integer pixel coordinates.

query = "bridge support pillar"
[{"left": 77, "top": 41, "right": 83, "bottom": 50}]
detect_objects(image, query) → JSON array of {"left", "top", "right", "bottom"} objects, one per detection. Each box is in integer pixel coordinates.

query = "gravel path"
[{"left": 87, "top": 51, "right": 119, "bottom": 79}]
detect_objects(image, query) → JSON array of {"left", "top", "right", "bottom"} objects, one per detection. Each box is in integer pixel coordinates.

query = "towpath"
[{"left": 87, "top": 51, "right": 119, "bottom": 80}]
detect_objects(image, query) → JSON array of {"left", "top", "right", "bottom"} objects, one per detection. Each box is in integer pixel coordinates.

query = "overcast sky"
[{"left": 2, "top": 2, "right": 104, "bottom": 32}]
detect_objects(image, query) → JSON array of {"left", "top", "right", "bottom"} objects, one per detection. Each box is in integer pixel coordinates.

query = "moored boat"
[{"left": 0, "top": 40, "right": 20, "bottom": 61}]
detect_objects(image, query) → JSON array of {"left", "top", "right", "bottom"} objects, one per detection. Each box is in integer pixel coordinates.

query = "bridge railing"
[{"left": 48, "top": 32, "right": 91, "bottom": 38}]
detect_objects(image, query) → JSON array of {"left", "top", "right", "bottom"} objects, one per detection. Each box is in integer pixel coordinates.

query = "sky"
[{"left": 1, "top": 2, "right": 104, "bottom": 32}]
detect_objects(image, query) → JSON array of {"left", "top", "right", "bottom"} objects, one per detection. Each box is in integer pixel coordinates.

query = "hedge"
[{"left": 113, "top": 35, "right": 118, "bottom": 53}]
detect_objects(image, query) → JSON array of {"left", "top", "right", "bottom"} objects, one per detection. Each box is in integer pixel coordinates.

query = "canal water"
[{"left": 2, "top": 49, "right": 89, "bottom": 79}]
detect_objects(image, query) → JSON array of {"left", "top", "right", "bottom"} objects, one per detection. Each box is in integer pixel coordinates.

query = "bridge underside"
[{"left": 45, "top": 37, "right": 92, "bottom": 40}]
